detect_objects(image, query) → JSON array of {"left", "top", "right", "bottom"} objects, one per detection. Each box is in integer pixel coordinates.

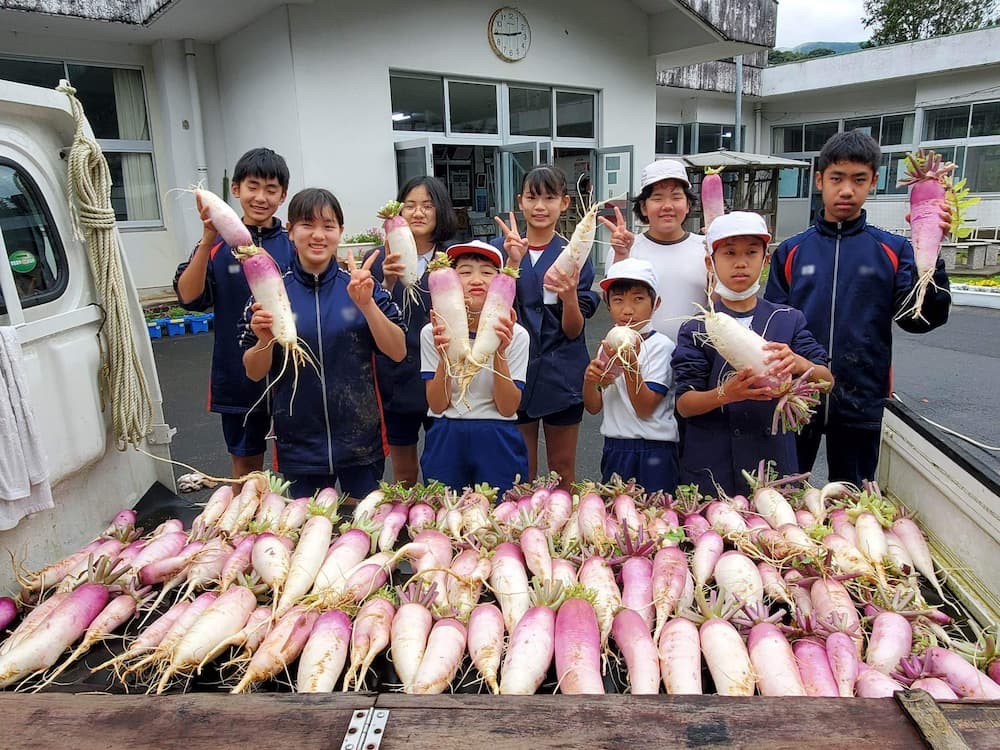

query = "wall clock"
[{"left": 489, "top": 7, "right": 530, "bottom": 62}]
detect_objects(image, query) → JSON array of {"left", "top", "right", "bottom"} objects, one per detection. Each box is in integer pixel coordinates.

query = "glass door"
[
  {"left": 498, "top": 140, "right": 551, "bottom": 213},
  {"left": 394, "top": 138, "right": 433, "bottom": 190},
  {"left": 595, "top": 145, "right": 633, "bottom": 269}
]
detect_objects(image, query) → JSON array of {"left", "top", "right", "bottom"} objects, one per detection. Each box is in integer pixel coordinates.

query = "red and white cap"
[
  {"left": 600, "top": 257, "right": 660, "bottom": 297},
  {"left": 446, "top": 240, "right": 504, "bottom": 268},
  {"left": 640, "top": 159, "right": 691, "bottom": 189},
  {"left": 705, "top": 211, "right": 771, "bottom": 255}
]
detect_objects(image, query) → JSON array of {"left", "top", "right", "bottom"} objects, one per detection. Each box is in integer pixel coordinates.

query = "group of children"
[{"left": 175, "top": 128, "right": 950, "bottom": 501}]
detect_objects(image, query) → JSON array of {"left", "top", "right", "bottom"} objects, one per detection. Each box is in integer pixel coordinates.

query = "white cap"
[
  {"left": 600, "top": 258, "right": 660, "bottom": 297},
  {"left": 705, "top": 211, "right": 771, "bottom": 255},
  {"left": 640, "top": 159, "right": 691, "bottom": 189},
  {"left": 446, "top": 240, "right": 504, "bottom": 268}
]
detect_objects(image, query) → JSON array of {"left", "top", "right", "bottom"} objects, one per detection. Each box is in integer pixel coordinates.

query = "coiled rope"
[{"left": 57, "top": 80, "right": 152, "bottom": 449}]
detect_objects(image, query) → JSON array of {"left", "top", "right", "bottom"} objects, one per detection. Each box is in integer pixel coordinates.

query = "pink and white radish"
[
  {"left": 865, "top": 611, "right": 912, "bottom": 675},
  {"left": 896, "top": 149, "right": 955, "bottom": 320},
  {"left": 275, "top": 514, "right": 334, "bottom": 615},
  {"left": 231, "top": 605, "right": 318, "bottom": 693},
  {"left": 700, "top": 617, "right": 754, "bottom": 696},
  {"left": 343, "top": 594, "right": 395, "bottom": 691},
  {"left": 657, "top": 617, "right": 702, "bottom": 695},
  {"left": 378, "top": 200, "right": 421, "bottom": 305},
  {"left": 427, "top": 252, "right": 471, "bottom": 381},
  {"left": 194, "top": 188, "right": 253, "bottom": 248},
  {"left": 467, "top": 603, "right": 505, "bottom": 694},
  {"left": 461, "top": 266, "right": 519, "bottom": 400},
  {"left": 543, "top": 193, "right": 622, "bottom": 286},
  {"left": 489, "top": 542, "right": 531, "bottom": 634},
  {"left": 596, "top": 326, "right": 641, "bottom": 380},
  {"left": 390, "top": 583, "right": 436, "bottom": 692},
  {"left": 748, "top": 622, "right": 806, "bottom": 696},
  {"left": 297, "top": 609, "right": 352, "bottom": 693},
  {"left": 891, "top": 517, "right": 946, "bottom": 600},
  {"left": 410, "top": 618, "right": 467, "bottom": 694},
  {"left": 701, "top": 166, "right": 725, "bottom": 230},
  {"left": 611, "top": 608, "right": 660, "bottom": 694},
  {"left": 792, "top": 638, "right": 840, "bottom": 697},
  {"left": 554, "top": 595, "right": 604, "bottom": 695}
]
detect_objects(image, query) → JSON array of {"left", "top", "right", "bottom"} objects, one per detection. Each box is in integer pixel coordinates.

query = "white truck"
[{"left": 0, "top": 80, "right": 173, "bottom": 595}]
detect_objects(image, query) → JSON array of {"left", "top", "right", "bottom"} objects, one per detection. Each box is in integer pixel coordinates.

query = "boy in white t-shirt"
[
  {"left": 583, "top": 258, "right": 678, "bottom": 493},
  {"left": 420, "top": 241, "right": 530, "bottom": 494}
]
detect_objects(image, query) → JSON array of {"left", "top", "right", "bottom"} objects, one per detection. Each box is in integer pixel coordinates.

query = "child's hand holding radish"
[
  {"left": 195, "top": 192, "right": 218, "bottom": 245},
  {"left": 761, "top": 341, "right": 801, "bottom": 381},
  {"left": 583, "top": 356, "right": 617, "bottom": 391},
  {"left": 721, "top": 367, "right": 777, "bottom": 404},
  {"left": 597, "top": 206, "right": 635, "bottom": 263},
  {"left": 430, "top": 310, "right": 452, "bottom": 362},
  {"left": 493, "top": 212, "right": 529, "bottom": 268},
  {"left": 491, "top": 308, "right": 517, "bottom": 357},
  {"left": 248, "top": 303, "right": 275, "bottom": 350}
]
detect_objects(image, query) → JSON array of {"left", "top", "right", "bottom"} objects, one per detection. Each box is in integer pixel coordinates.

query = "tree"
[
  {"left": 767, "top": 48, "right": 836, "bottom": 65},
  {"left": 862, "top": 0, "right": 997, "bottom": 45}
]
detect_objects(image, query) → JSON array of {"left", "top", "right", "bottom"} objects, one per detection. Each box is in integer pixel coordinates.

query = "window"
[
  {"left": 655, "top": 124, "right": 680, "bottom": 155},
  {"left": 804, "top": 121, "right": 838, "bottom": 151},
  {"left": 881, "top": 114, "right": 914, "bottom": 146},
  {"left": 971, "top": 102, "right": 1000, "bottom": 138},
  {"left": 0, "top": 160, "right": 67, "bottom": 314},
  {"left": 698, "top": 123, "right": 732, "bottom": 153},
  {"left": 0, "top": 57, "right": 159, "bottom": 225},
  {"left": 772, "top": 125, "right": 803, "bottom": 153},
  {"left": 965, "top": 145, "right": 1000, "bottom": 192},
  {"left": 924, "top": 106, "right": 970, "bottom": 140},
  {"left": 448, "top": 81, "right": 498, "bottom": 135},
  {"left": 682, "top": 124, "right": 695, "bottom": 154},
  {"left": 844, "top": 117, "right": 881, "bottom": 138},
  {"left": 509, "top": 87, "right": 551, "bottom": 137},
  {"left": 877, "top": 152, "right": 910, "bottom": 195},
  {"left": 390, "top": 74, "right": 445, "bottom": 132},
  {"left": 555, "top": 91, "right": 595, "bottom": 139}
]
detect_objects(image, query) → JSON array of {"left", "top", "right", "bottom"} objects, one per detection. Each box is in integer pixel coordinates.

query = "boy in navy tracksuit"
[
  {"left": 673, "top": 212, "right": 832, "bottom": 497},
  {"left": 242, "top": 188, "right": 405, "bottom": 499},
  {"left": 764, "top": 131, "right": 951, "bottom": 486},
  {"left": 582, "top": 258, "right": 679, "bottom": 493},
  {"left": 420, "top": 241, "right": 530, "bottom": 495},
  {"left": 368, "top": 176, "right": 458, "bottom": 486},
  {"left": 174, "top": 148, "right": 294, "bottom": 482}
]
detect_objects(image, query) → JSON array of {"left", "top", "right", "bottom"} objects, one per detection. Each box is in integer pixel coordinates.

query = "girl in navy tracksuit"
[
  {"left": 174, "top": 148, "right": 294, "bottom": 481},
  {"left": 493, "top": 166, "right": 600, "bottom": 490},
  {"left": 368, "top": 176, "right": 458, "bottom": 487},
  {"left": 242, "top": 188, "right": 406, "bottom": 499},
  {"left": 672, "top": 212, "right": 832, "bottom": 498}
]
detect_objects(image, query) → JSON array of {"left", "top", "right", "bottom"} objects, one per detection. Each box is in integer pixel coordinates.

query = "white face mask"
[{"left": 710, "top": 259, "right": 761, "bottom": 301}]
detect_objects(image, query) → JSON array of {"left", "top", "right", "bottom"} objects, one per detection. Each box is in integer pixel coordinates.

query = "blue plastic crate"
[
  {"left": 147, "top": 320, "right": 162, "bottom": 339},
  {"left": 187, "top": 314, "right": 210, "bottom": 334},
  {"left": 165, "top": 318, "right": 187, "bottom": 336}
]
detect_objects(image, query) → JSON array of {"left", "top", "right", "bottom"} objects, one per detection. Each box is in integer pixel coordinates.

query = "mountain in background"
[{"left": 790, "top": 41, "right": 864, "bottom": 53}]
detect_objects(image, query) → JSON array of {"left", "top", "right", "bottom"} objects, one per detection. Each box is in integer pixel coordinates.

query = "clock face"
[{"left": 489, "top": 7, "right": 530, "bottom": 62}]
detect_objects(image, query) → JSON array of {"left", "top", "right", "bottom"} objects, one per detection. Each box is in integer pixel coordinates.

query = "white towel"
[{"left": 0, "top": 327, "right": 53, "bottom": 529}]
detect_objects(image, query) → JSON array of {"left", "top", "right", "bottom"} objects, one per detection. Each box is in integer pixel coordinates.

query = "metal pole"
[{"left": 734, "top": 55, "right": 743, "bottom": 152}]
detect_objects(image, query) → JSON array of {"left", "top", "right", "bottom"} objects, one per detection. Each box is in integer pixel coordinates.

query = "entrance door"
[
  {"left": 595, "top": 145, "right": 634, "bottom": 269},
  {"left": 498, "top": 140, "right": 551, "bottom": 212},
  {"left": 394, "top": 138, "right": 433, "bottom": 190}
]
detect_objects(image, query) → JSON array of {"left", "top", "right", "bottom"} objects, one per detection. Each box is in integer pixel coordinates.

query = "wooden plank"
[
  {"left": 372, "top": 694, "right": 1000, "bottom": 750},
  {"left": 894, "top": 689, "right": 970, "bottom": 749},
  {"left": 0, "top": 693, "right": 375, "bottom": 750}
]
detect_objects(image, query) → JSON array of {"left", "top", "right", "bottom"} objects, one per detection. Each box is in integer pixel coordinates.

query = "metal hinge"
[
  {"left": 894, "top": 688, "right": 970, "bottom": 750},
  {"left": 340, "top": 707, "right": 389, "bottom": 750},
  {"left": 147, "top": 422, "right": 176, "bottom": 445}
]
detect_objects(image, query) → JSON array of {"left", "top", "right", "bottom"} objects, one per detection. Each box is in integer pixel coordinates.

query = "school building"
[{"left": 3, "top": 1, "right": 999, "bottom": 296}]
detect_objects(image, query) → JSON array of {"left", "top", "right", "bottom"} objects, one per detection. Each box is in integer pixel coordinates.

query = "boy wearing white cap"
[
  {"left": 671, "top": 212, "right": 832, "bottom": 497},
  {"left": 420, "top": 241, "right": 530, "bottom": 494},
  {"left": 599, "top": 159, "right": 708, "bottom": 344},
  {"left": 583, "top": 258, "right": 679, "bottom": 493}
]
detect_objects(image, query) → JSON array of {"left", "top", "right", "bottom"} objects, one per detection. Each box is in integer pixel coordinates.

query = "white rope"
[
  {"left": 891, "top": 393, "right": 1000, "bottom": 452},
  {"left": 57, "top": 80, "right": 153, "bottom": 449}
]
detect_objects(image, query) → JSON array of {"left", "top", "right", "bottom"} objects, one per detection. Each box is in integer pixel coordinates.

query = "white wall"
[{"left": 208, "top": 0, "right": 655, "bottom": 237}]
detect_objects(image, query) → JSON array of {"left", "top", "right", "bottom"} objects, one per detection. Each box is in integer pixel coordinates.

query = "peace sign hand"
[
  {"left": 598, "top": 206, "right": 635, "bottom": 262},
  {"left": 348, "top": 248, "right": 381, "bottom": 309},
  {"left": 494, "top": 211, "right": 528, "bottom": 268}
]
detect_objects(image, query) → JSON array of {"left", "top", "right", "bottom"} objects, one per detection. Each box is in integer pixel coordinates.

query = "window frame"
[
  {"left": 0, "top": 54, "right": 161, "bottom": 228},
  {"left": 0, "top": 156, "right": 70, "bottom": 317},
  {"left": 920, "top": 99, "right": 1000, "bottom": 195}
]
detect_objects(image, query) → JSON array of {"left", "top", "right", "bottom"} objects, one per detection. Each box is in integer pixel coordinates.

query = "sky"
[{"left": 775, "top": 0, "right": 870, "bottom": 49}]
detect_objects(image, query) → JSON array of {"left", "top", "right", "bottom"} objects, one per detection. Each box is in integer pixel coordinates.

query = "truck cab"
[{"left": 0, "top": 80, "right": 173, "bottom": 594}]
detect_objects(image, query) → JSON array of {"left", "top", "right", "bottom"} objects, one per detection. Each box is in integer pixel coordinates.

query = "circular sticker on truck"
[{"left": 9, "top": 250, "right": 37, "bottom": 274}]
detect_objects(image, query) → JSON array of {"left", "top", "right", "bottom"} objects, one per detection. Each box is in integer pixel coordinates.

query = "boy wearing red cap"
[
  {"left": 672, "top": 212, "right": 832, "bottom": 497},
  {"left": 420, "top": 241, "right": 530, "bottom": 493},
  {"left": 583, "top": 257, "right": 679, "bottom": 493}
]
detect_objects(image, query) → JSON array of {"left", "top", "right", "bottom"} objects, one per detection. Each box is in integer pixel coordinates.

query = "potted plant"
[{"left": 338, "top": 227, "right": 384, "bottom": 267}]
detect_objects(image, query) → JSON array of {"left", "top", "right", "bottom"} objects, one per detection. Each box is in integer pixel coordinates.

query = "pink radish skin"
[
  {"left": 53, "top": 539, "right": 124, "bottom": 593},
  {"left": 219, "top": 534, "right": 257, "bottom": 592},
  {"left": 612, "top": 493, "right": 642, "bottom": 535},
  {"left": 652, "top": 546, "right": 688, "bottom": 638},
  {"left": 611, "top": 609, "right": 660, "bottom": 694},
  {"left": 407, "top": 502, "right": 437, "bottom": 535},
  {"left": 465, "top": 269, "right": 517, "bottom": 383},
  {"left": 91, "top": 600, "right": 189, "bottom": 673},
  {"left": 854, "top": 512, "right": 888, "bottom": 569},
  {"left": 550, "top": 558, "right": 578, "bottom": 590},
  {"left": 467, "top": 603, "right": 505, "bottom": 694},
  {"left": 701, "top": 167, "right": 724, "bottom": 229},
  {"left": 520, "top": 526, "right": 553, "bottom": 583},
  {"left": 620, "top": 556, "right": 654, "bottom": 632},
  {"left": 231, "top": 606, "right": 318, "bottom": 693},
  {"left": 910, "top": 677, "right": 959, "bottom": 700},
  {"left": 297, "top": 609, "right": 353, "bottom": 693},
  {"left": 891, "top": 518, "right": 945, "bottom": 600},
  {"left": 554, "top": 598, "right": 604, "bottom": 695},
  {"left": 713, "top": 551, "right": 763, "bottom": 608},
  {"left": 192, "top": 485, "right": 233, "bottom": 539},
  {"left": 544, "top": 490, "right": 573, "bottom": 535},
  {"left": 865, "top": 611, "right": 912, "bottom": 674},
  {"left": 0, "top": 597, "right": 18, "bottom": 631},
  {"left": 377, "top": 503, "right": 409, "bottom": 552},
  {"left": 792, "top": 639, "right": 840, "bottom": 697},
  {"left": 380, "top": 205, "right": 420, "bottom": 291},
  {"left": 276, "top": 515, "right": 333, "bottom": 614},
  {"left": 923, "top": 647, "right": 1000, "bottom": 699},
  {"left": 251, "top": 533, "right": 291, "bottom": 591},
  {"left": 3, "top": 593, "right": 69, "bottom": 656},
  {"left": 884, "top": 530, "right": 914, "bottom": 574},
  {"left": 313, "top": 528, "right": 373, "bottom": 596},
  {"left": 412, "top": 529, "right": 453, "bottom": 611},
  {"left": 823, "top": 533, "right": 877, "bottom": 579},
  {"left": 391, "top": 598, "right": 434, "bottom": 691},
  {"left": 254, "top": 492, "right": 286, "bottom": 528},
  {"left": 490, "top": 542, "right": 531, "bottom": 633},
  {"left": 855, "top": 667, "right": 905, "bottom": 698},
  {"left": 578, "top": 556, "right": 621, "bottom": 647},
  {"left": 500, "top": 604, "right": 556, "bottom": 695},
  {"left": 795, "top": 509, "right": 816, "bottom": 527},
  {"left": 748, "top": 623, "right": 807, "bottom": 696},
  {"left": 195, "top": 188, "right": 252, "bottom": 247},
  {"left": 410, "top": 618, "right": 467, "bottom": 695},
  {"left": 826, "top": 631, "right": 860, "bottom": 697},
  {"left": 784, "top": 571, "right": 813, "bottom": 616},
  {"left": 811, "top": 579, "right": 862, "bottom": 655},
  {"left": 577, "top": 492, "right": 609, "bottom": 550},
  {"left": 700, "top": 618, "right": 754, "bottom": 696},
  {"left": 343, "top": 553, "right": 396, "bottom": 603},
  {"left": 829, "top": 509, "right": 858, "bottom": 546},
  {"left": 240, "top": 248, "right": 299, "bottom": 351},
  {"left": 692, "top": 530, "right": 724, "bottom": 589},
  {"left": 754, "top": 487, "right": 796, "bottom": 529},
  {"left": 343, "top": 596, "right": 395, "bottom": 691},
  {"left": 658, "top": 617, "right": 702, "bottom": 695},
  {"left": 427, "top": 253, "right": 471, "bottom": 374},
  {"left": 705, "top": 502, "right": 747, "bottom": 535},
  {"left": 0, "top": 582, "right": 110, "bottom": 688},
  {"left": 278, "top": 498, "right": 310, "bottom": 533},
  {"left": 683, "top": 513, "right": 711, "bottom": 543},
  {"left": 758, "top": 562, "right": 793, "bottom": 608},
  {"left": 138, "top": 541, "right": 205, "bottom": 587}
]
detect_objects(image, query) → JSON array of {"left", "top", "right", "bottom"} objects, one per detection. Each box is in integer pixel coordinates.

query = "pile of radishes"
[{"left": 1, "top": 469, "right": 998, "bottom": 700}]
